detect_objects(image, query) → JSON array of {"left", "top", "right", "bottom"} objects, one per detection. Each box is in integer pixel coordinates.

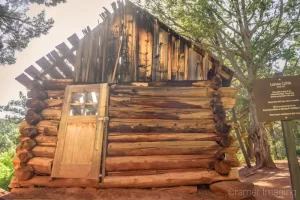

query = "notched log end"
[
  {"left": 215, "top": 122, "right": 231, "bottom": 136},
  {"left": 26, "top": 99, "right": 48, "bottom": 112},
  {"left": 20, "top": 127, "right": 38, "bottom": 138},
  {"left": 210, "top": 76, "right": 222, "bottom": 90},
  {"left": 27, "top": 89, "right": 48, "bottom": 100},
  {"left": 220, "top": 136, "right": 233, "bottom": 147},
  {"left": 213, "top": 107, "right": 226, "bottom": 122},
  {"left": 25, "top": 110, "right": 42, "bottom": 125},
  {"left": 14, "top": 165, "right": 34, "bottom": 181},
  {"left": 213, "top": 161, "right": 231, "bottom": 175}
]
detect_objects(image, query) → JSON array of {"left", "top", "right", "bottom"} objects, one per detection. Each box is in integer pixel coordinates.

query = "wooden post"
[
  {"left": 281, "top": 120, "right": 300, "bottom": 200},
  {"left": 232, "top": 108, "right": 251, "bottom": 168},
  {"left": 275, "top": 72, "right": 300, "bottom": 200}
]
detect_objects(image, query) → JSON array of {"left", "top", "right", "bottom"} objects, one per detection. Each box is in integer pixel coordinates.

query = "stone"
[{"left": 210, "top": 181, "right": 255, "bottom": 200}]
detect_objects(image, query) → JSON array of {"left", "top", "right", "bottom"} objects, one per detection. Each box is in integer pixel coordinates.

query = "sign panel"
[{"left": 253, "top": 75, "right": 300, "bottom": 122}]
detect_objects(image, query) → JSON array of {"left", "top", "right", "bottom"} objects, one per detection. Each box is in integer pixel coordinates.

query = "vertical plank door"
[{"left": 51, "top": 84, "right": 108, "bottom": 179}]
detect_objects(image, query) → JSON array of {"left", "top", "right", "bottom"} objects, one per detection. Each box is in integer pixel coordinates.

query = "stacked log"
[
  {"left": 8, "top": 168, "right": 239, "bottom": 188},
  {"left": 10, "top": 79, "right": 238, "bottom": 189},
  {"left": 208, "top": 65, "right": 237, "bottom": 175},
  {"left": 12, "top": 80, "right": 68, "bottom": 183},
  {"left": 104, "top": 81, "right": 238, "bottom": 184}
]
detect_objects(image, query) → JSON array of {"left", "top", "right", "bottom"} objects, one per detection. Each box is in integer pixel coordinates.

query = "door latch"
[{"left": 98, "top": 117, "right": 109, "bottom": 121}]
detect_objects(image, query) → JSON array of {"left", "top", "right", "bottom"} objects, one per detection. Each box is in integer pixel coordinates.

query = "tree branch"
[{"left": 216, "top": 31, "right": 249, "bottom": 87}]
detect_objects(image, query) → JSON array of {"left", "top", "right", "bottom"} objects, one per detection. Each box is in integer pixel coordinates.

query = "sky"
[{"left": 0, "top": 0, "right": 114, "bottom": 117}]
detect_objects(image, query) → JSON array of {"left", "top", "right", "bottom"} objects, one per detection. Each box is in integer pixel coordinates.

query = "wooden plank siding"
[
  {"left": 138, "top": 12, "right": 153, "bottom": 81},
  {"left": 15, "top": 0, "right": 234, "bottom": 89}
]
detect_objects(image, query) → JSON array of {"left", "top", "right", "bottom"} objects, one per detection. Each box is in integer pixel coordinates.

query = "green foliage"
[
  {"left": 0, "top": 0, "right": 66, "bottom": 66},
  {"left": 27, "top": 0, "right": 67, "bottom": 7},
  {"left": 236, "top": 149, "right": 246, "bottom": 163},
  {"left": 141, "top": 0, "right": 300, "bottom": 85},
  {"left": 296, "top": 147, "right": 300, "bottom": 156},
  {"left": 0, "top": 150, "right": 15, "bottom": 191},
  {"left": 0, "top": 92, "right": 26, "bottom": 190},
  {"left": 0, "top": 119, "right": 19, "bottom": 191},
  {"left": 0, "top": 120, "right": 19, "bottom": 153},
  {"left": 0, "top": 92, "right": 27, "bottom": 122},
  {"left": 264, "top": 121, "right": 300, "bottom": 160}
]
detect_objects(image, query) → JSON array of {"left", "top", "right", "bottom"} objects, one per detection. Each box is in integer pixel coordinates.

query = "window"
[{"left": 69, "top": 92, "right": 99, "bottom": 116}]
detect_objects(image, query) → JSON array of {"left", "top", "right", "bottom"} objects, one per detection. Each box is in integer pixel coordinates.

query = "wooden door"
[{"left": 51, "top": 84, "right": 108, "bottom": 179}]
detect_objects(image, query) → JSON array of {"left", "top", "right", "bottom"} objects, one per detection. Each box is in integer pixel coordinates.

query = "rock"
[{"left": 210, "top": 181, "right": 255, "bottom": 200}]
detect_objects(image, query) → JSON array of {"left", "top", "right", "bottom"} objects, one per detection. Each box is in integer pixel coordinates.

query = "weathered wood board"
[
  {"left": 15, "top": 1, "right": 234, "bottom": 88},
  {"left": 51, "top": 84, "right": 108, "bottom": 179}
]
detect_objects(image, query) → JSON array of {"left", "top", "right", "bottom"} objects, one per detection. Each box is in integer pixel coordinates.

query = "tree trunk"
[
  {"left": 240, "top": 122, "right": 255, "bottom": 161},
  {"left": 246, "top": 135, "right": 255, "bottom": 161},
  {"left": 249, "top": 91, "right": 276, "bottom": 168},
  {"left": 269, "top": 124, "right": 279, "bottom": 160}
]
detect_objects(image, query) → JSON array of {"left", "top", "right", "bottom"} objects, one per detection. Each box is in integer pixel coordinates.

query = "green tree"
[
  {"left": 141, "top": 0, "right": 300, "bottom": 168},
  {"left": 26, "top": 0, "right": 66, "bottom": 7},
  {"left": 0, "top": 120, "right": 19, "bottom": 153},
  {"left": 0, "top": 92, "right": 27, "bottom": 190},
  {"left": 0, "top": 91, "right": 26, "bottom": 153},
  {"left": 0, "top": 149, "right": 15, "bottom": 190},
  {"left": 0, "top": 0, "right": 67, "bottom": 66},
  {"left": 0, "top": 91, "right": 27, "bottom": 122}
]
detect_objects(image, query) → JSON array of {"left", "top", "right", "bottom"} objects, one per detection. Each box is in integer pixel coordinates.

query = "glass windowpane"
[
  {"left": 71, "top": 93, "right": 85, "bottom": 103},
  {"left": 87, "top": 92, "right": 99, "bottom": 103},
  {"left": 70, "top": 106, "right": 84, "bottom": 116},
  {"left": 85, "top": 105, "right": 98, "bottom": 116}
]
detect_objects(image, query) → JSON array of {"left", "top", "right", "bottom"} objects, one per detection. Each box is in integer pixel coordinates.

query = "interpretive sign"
[{"left": 253, "top": 75, "right": 300, "bottom": 122}]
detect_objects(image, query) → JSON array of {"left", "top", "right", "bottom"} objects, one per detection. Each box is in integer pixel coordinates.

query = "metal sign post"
[{"left": 253, "top": 75, "right": 300, "bottom": 200}]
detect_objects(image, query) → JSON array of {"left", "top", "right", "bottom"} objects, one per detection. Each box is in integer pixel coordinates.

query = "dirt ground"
[
  {"left": 239, "top": 160, "right": 297, "bottom": 200},
  {"left": 0, "top": 160, "right": 298, "bottom": 200}
]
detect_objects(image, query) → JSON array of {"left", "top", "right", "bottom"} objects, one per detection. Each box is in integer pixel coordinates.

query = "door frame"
[{"left": 51, "top": 83, "right": 108, "bottom": 179}]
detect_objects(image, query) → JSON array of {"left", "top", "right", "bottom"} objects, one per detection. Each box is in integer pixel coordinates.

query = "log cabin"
[{"left": 10, "top": 0, "right": 240, "bottom": 189}]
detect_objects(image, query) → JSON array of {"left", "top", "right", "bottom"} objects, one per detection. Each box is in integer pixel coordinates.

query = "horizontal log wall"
[
  {"left": 12, "top": 80, "right": 67, "bottom": 183},
  {"left": 105, "top": 80, "right": 238, "bottom": 183},
  {"left": 11, "top": 80, "right": 239, "bottom": 189},
  {"left": 12, "top": 0, "right": 238, "bottom": 189}
]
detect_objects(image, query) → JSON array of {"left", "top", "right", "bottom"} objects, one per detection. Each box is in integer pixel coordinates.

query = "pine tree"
[{"left": 0, "top": 0, "right": 66, "bottom": 65}]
